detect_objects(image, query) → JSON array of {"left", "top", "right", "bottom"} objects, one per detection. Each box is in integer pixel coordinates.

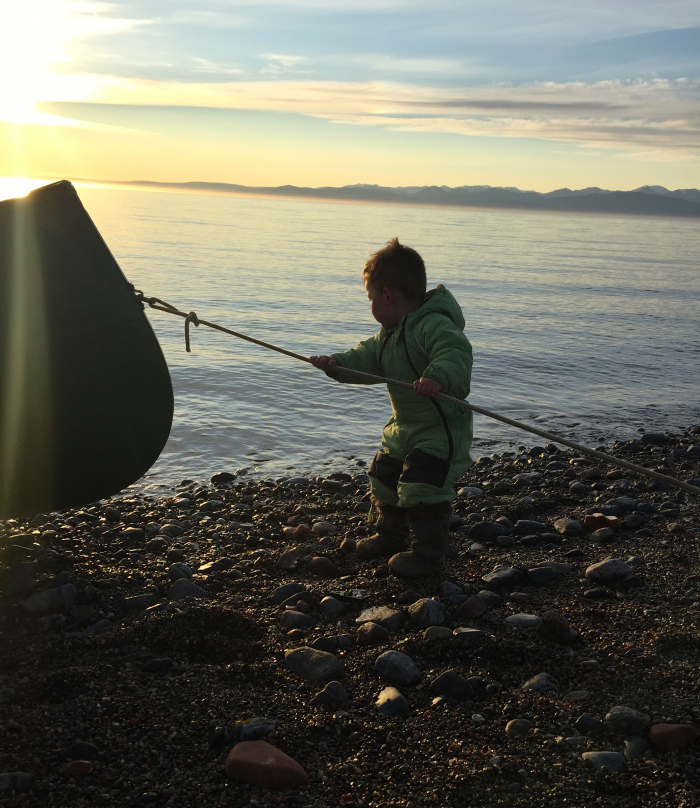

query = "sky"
[{"left": 1, "top": 0, "right": 699, "bottom": 191}]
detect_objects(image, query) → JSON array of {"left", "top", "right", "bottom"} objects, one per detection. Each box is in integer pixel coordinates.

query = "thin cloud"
[
  {"left": 259, "top": 54, "right": 311, "bottom": 75},
  {"left": 93, "top": 77, "right": 700, "bottom": 154}
]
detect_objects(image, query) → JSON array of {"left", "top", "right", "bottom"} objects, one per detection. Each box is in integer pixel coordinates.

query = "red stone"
[
  {"left": 649, "top": 723, "right": 698, "bottom": 751},
  {"left": 584, "top": 513, "right": 620, "bottom": 532},
  {"left": 308, "top": 556, "right": 340, "bottom": 578},
  {"left": 61, "top": 760, "right": 93, "bottom": 777},
  {"left": 282, "top": 524, "right": 311, "bottom": 541},
  {"left": 225, "top": 741, "right": 308, "bottom": 789}
]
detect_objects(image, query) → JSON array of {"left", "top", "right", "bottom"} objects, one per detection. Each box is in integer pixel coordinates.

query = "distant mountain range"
[{"left": 118, "top": 180, "right": 700, "bottom": 218}]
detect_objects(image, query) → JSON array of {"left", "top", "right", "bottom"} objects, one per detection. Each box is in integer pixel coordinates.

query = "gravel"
[{"left": 0, "top": 426, "right": 699, "bottom": 807}]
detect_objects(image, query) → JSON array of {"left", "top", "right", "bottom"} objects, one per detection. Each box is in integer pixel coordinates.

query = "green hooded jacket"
[{"left": 330, "top": 285, "right": 473, "bottom": 504}]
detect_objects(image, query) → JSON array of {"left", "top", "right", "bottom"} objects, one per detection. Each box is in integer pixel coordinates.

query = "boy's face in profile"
[
  {"left": 365, "top": 280, "right": 397, "bottom": 329},
  {"left": 365, "top": 279, "right": 421, "bottom": 329}
]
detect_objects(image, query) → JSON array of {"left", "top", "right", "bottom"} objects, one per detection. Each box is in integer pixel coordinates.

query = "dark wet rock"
[
  {"left": 521, "top": 672, "right": 558, "bottom": 693},
  {"left": 423, "top": 626, "right": 453, "bottom": 642},
  {"left": 168, "top": 562, "right": 193, "bottom": 581},
  {"left": 493, "top": 481, "right": 514, "bottom": 495},
  {"left": 356, "top": 622, "right": 390, "bottom": 646},
  {"left": 527, "top": 567, "right": 557, "bottom": 585},
  {"left": 408, "top": 598, "right": 445, "bottom": 628},
  {"left": 583, "top": 587, "right": 614, "bottom": 599},
  {"left": 624, "top": 736, "right": 650, "bottom": 761},
  {"left": 513, "top": 520, "right": 548, "bottom": 535},
  {"left": 319, "top": 596, "right": 343, "bottom": 617},
  {"left": 61, "top": 741, "right": 100, "bottom": 760},
  {"left": 141, "top": 658, "right": 173, "bottom": 673},
  {"left": 145, "top": 537, "right": 168, "bottom": 553},
  {"left": 468, "top": 522, "right": 507, "bottom": 543},
  {"left": 167, "top": 579, "right": 209, "bottom": 600},
  {"left": 280, "top": 591, "right": 314, "bottom": 609},
  {"left": 505, "top": 614, "right": 540, "bottom": 628},
  {"left": 280, "top": 610, "right": 314, "bottom": 630},
  {"left": 0, "top": 772, "right": 34, "bottom": 793},
  {"left": 477, "top": 590, "right": 502, "bottom": 606},
  {"left": 211, "top": 471, "right": 235, "bottom": 483},
  {"left": 456, "top": 595, "right": 488, "bottom": 619},
  {"left": 375, "top": 650, "right": 421, "bottom": 686},
  {"left": 285, "top": 648, "right": 345, "bottom": 681},
  {"left": 6, "top": 575, "right": 37, "bottom": 600},
  {"left": 482, "top": 566, "right": 525, "bottom": 589},
  {"left": 308, "top": 556, "right": 340, "bottom": 578},
  {"left": 310, "top": 680, "right": 348, "bottom": 708},
  {"left": 607, "top": 496, "right": 636, "bottom": 514},
  {"left": 452, "top": 627, "right": 485, "bottom": 645},
  {"left": 21, "top": 583, "right": 76, "bottom": 614},
  {"left": 605, "top": 706, "right": 650, "bottom": 735},
  {"left": 575, "top": 715, "right": 603, "bottom": 735},
  {"left": 376, "top": 686, "right": 410, "bottom": 716},
  {"left": 309, "top": 634, "right": 351, "bottom": 652},
  {"left": 582, "top": 751, "right": 625, "bottom": 773},
  {"left": 123, "top": 594, "right": 157, "bottom": 611},
  {"left": 537, "top": 611, "right": 576, "bottom": 645},
  {"left": 641, "top": 432, "right": 667, "bottom": 446},
  {"left": 272, "top": 582, "right": 306, "bottom": 605},
  {"left": 356, "top": 606, "right": 404, "bottom": 632},
  {"left": 429, "top": 670, "right": 473, "bottom": 701}
]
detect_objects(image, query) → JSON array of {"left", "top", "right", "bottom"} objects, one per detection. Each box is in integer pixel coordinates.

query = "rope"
[{"left": 134, "top": 290, "right": 700, "bottom": 498}]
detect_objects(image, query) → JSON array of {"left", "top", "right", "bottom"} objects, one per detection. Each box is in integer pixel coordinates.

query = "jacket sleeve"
[
  {"left": 416, "top": 314, "right": 472, "bottom": 398},
  {"left": 328, "top": 334, "right": 384, "bottom": 385}
]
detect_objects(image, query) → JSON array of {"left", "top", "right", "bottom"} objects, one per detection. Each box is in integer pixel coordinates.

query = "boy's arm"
[
  {"left": 417, "top": 314, "right": 472, "bottom": 398},
  {"left": 325, "top": 335, "right": 384, "bottom": 385}
]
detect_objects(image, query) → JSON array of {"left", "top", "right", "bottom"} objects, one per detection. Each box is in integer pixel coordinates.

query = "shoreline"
[{"left": 1, "top": 426, "right": 699, "bottom": 807}]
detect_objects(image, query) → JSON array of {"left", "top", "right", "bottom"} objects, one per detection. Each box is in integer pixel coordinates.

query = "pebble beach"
[{"left": 1, "top": 426, "right": 700, "bottom": 808}]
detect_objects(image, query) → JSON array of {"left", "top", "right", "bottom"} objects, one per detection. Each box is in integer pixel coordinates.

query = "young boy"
[{"left": 310, "top": 237, "right": 473, "bottom": 578}]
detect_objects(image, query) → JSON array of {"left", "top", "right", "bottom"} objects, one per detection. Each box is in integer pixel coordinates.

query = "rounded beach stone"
[
  {"left": 272, "top": 582, "right": 306, "bottom": 605},
  {"left": 429, "top": 670, "right": 473, "bottom": 701},
  {"left": 537, "top": 611, "right": 576, "bottom": 645},
  {"left": 585, "top": 558, "right": 632, "bottom": 585},
  {"left": 582, "top": 751, "right": 625, "bottom": 773},
  {"left": 649, "top": 723, "right": 698, "bottom": 751},
  {"left": 356, "top": 622, "right": 390, "bottom": 646},
  {"left": 167, "top": 562, "right": 192, "bottom": 581},
  {"left": 284, "top": 647, "right": 345, "bottom": 681},
  {"left": 225, "top": 741, "right": 308, "bottom": 788},
  {"left": 505, "top": 614, "right": 541, "bottom": 628},
  {"left": 423, "top": 626, "right": 453, "bottom": 642},
  {"left": 456, "top": 595, "right": 488, "bottom": 619},
  {"left": 376, "top": 687, "right": 411, "bottom": 716},
  {"left": 375, "top": 650, "right": 421, "bottom": 686},
  {"left": 61, "top": 760, "right": 93, "bottom": 777},
  {"left": 505, "top": 719, "right": 532, "bottom": 737},
  {"left": 308, "top": 556, "right": 340, "bottom": 578},
  {"left": 312, "top": 521, "right": 336, "bottom": 536},
  {"left": 279, "top": 610, "right": 314, "bottom": 630},
  {"left": 554, "top": 517, "right": 584, "bottom": 537},
  {"left": 319, "top": 596, "right": 343, "bottom": 617},
  {"left": 310, "top": 680, "right": 348, "bottom": 708},
  {"left": 605, "top": 706, "right": 650, "bottom": 735},
  {"left": 407, "top": 598, "right": 445, "bottom": 628},
  {"left": 167, "top": 579, "right": 209, "bottom": 600}
]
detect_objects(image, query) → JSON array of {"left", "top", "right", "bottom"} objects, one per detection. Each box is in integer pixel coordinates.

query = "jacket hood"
[{"left": 411, "top": 285, "right": 465, "bottom": 330}]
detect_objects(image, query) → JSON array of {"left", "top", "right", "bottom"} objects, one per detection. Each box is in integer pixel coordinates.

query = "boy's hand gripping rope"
[{"left": 134, "top": 290, "right": 700, "bottom": 498}]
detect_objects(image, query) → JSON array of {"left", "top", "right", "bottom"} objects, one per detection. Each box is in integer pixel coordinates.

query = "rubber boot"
[
  {"left": 388, "top": 501, "right": 452, "bottom": 578},
  {"left": 356, "top": 503, "right": 410, "bottom": 560}
]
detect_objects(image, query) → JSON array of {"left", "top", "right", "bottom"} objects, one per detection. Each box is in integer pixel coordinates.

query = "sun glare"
[
  {"left": 0, "top": 2, "right": 134, "bottom": 126},
  {"left": 0, "top": 178, "right": 53, "bottom": 202}
]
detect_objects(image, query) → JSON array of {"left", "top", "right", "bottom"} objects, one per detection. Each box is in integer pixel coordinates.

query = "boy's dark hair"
[{"left": 362, "top": 237, "right": 426, "bottom": 301}]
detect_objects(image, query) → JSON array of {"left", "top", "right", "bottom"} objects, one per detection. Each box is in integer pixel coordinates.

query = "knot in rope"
[{"left": 184, "top": 311, "right": 200, "bottom": 352}]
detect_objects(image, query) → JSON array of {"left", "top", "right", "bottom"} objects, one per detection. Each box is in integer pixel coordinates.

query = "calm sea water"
[{"left": 76, "top": 186, "right": 700, "bottom": 491}]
